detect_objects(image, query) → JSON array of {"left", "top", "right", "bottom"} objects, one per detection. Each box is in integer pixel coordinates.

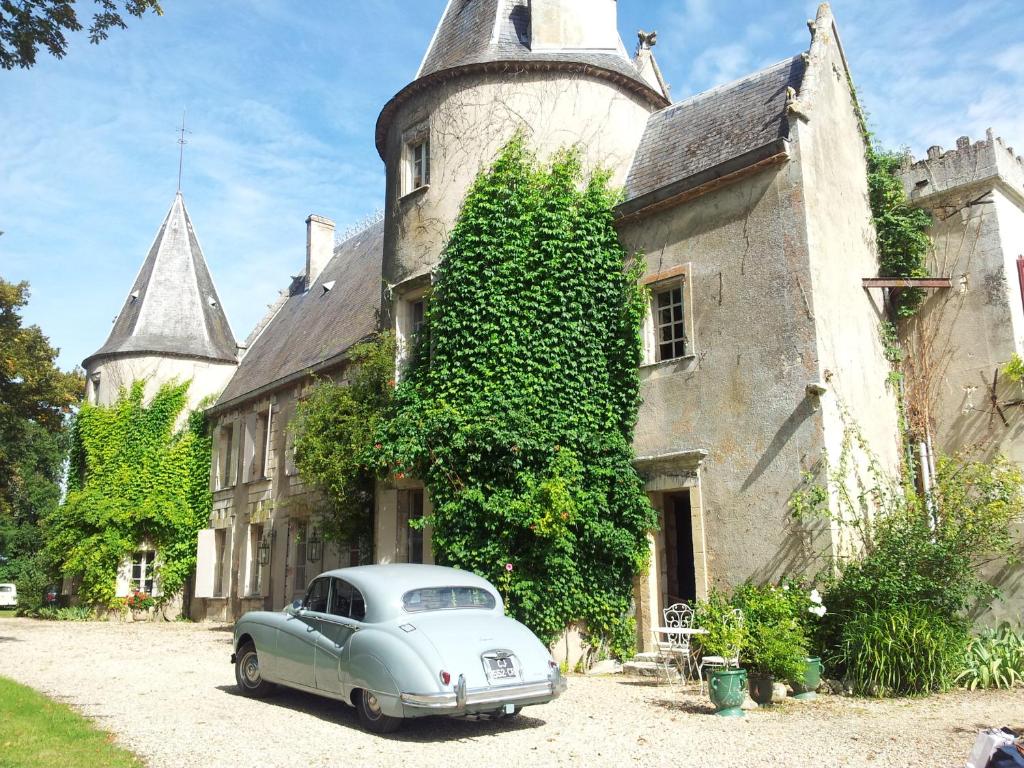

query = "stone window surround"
[
  {"left": 393, "top": 273, "right": 432, "bottom": 379},
  {"left": 640, "top": 264, "right": 696, "bottom": 367},
  {"left": 400, "top": 120, "right": 431, "bottom": 198},
  {"left": 215, "top": 421, "right": 237, "bottom": 491}
]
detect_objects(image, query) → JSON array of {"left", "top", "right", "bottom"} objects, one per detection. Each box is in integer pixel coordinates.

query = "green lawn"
[
  {"left": 0, "top": 609, "right": 16, "bottom": 619},
  {"left": 0, "top": 677, "right": 144, "bottom": 768}
]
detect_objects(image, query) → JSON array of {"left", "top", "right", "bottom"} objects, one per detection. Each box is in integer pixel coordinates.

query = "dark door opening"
[{"left": 664, "top": 491, "right": 697, "bottom": 605}]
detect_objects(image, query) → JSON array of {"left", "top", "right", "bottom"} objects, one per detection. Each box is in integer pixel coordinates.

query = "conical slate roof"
[
  {"left": 83, "top": 193, "right": 238, "bottom": 368},
  {"left": 417, "top": 0, "right": 654, "bottom": 90}
]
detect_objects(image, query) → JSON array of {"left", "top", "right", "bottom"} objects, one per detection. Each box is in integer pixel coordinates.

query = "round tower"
[
  {"left": 376, "top": 0, "right": 671, "bottom": 287},
  {"left": 82, "top": 193, "right": 239, "bottom": 411}
]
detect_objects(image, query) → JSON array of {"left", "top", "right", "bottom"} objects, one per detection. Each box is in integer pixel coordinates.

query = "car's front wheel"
[
  {"left": 356, "top": 690, "right": 403, "bottom": 734},
  {"left": 235, "top": 642, "right": 275, "bottom": 698}
]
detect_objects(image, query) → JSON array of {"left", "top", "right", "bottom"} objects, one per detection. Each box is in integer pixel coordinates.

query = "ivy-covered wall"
[{"left": 45, "top": 380, "right": 212, "bottom": 607}]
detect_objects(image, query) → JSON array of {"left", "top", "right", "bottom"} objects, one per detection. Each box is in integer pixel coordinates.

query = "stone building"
[
  {"left": 81, "top": 191, "right": 239, "bottom": 602},
  {"left": 191, "top": 0, "right": 905, "bottom": 650},
  {"left": 898, "top": 133, "right": 1024, "bottom": 624}
]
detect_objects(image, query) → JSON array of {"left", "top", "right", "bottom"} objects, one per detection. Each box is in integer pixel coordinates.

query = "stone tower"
[{"left": 83, "top": 192, "right": 239, "bottom": 410}]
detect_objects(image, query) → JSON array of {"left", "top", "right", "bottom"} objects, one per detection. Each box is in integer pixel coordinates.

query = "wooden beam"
[{"left": 862, "top": 278, "right": 953, "bottom": 289}]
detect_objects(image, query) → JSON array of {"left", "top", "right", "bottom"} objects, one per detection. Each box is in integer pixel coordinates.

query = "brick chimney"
[
  {"left": 530, "top": 0, "right": 618, "bottom": 51},
  {"left": 305, "top": 214, "right": 335, "bottom": 287}
]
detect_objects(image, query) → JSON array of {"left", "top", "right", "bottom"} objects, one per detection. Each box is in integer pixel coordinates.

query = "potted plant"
[
  {"left": 125, "top": 590, "right": 156, "bottom": 621},
  {"left": 782, "top": 583, "right": 828, "bottom": 701},
  {"left": 732, "top": 583, "right": 809, "bottom": 707},
  {"left": 695, "top": 592, "right": 748, "bottom": 717}
]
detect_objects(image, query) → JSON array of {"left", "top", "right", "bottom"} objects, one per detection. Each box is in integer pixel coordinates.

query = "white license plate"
[{"left": 486, "top": 657, "right": 517, "bottom": 680}]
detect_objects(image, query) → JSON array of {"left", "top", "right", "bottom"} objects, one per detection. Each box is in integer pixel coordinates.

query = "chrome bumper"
[{"left": 400, "top": 673, "right": 567, "bottom": 715}]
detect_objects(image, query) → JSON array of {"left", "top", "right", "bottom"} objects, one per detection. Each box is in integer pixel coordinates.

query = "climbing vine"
[
  {"left": 849, "top": 76, "right": 933, "bottom": 318},
  {"left": 44, "top": 381, "right": 212, "bottom": 607},
  {"left": 376, "top": 137, "right": 657, "bottom": 658},
  {"left": 292, "top": 333, "right": 396, "bottom": 550}
]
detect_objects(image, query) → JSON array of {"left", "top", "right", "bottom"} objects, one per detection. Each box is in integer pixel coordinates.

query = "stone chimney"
[
  {"left": 530, "top": 0, "right": 619, "bottom": 51},
  {"left": 305, "top": 214, "right": 335, "bottom": 287}
]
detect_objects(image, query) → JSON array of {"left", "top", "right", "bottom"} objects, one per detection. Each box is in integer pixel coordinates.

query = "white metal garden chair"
[
  {"left": 653, "top": 602, "right": 696, "bottom": 684},
  {"left": 697, "top": 608, "right": 744, "bottom": 695}
]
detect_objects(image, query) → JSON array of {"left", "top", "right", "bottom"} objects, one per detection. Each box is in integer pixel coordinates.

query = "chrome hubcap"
[
  {"left": 364, "top": 693, "right": 383, "bottom": 719},
  {"left": 242, "top": 653, "right": 261, "bottom": 686}
]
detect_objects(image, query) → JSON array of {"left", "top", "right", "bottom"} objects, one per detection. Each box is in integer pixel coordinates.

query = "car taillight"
[
  {"left": 548, "top": 660, "right": 559, "bottom": 672},
  {"left": 440, "top": 670, "right": 451, "bottom": 685}
]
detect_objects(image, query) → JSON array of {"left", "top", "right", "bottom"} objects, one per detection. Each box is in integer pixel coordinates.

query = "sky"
[{"left": 1, "top": 0, "right": 1022, "bottom": 371}]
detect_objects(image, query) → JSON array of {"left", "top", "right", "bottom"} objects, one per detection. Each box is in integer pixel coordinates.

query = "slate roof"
[
  {"left": 623, "top": 55, "right": 807, "bottom": 209},
  {"left": 84, "top": 193, "right": 238, "bottom": 368},
  {"left": 214, "top": 220, "right": 385, "bottom": 408},
  {"left": 418, "top": 0, "right": 652, "bottom": 90}
]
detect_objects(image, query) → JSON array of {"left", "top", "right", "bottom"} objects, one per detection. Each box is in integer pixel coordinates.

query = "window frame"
[
  {"left": 328, "top": 577, "right": 367, "bottom": 622},
  {"left": 654, "top": 283, "right": 688, "bottom": 362},
  {"left": 130, "top": 550, "right": 155, "bottom": 595},
  {"left": 401, "top": 122, "right": 431, "bottom": 197},
  {"left": 397, "top": 488, "right": 425, "bottom": 565},
  {"left": 641, "top": 265, "right": 695, "bottom": 366}
]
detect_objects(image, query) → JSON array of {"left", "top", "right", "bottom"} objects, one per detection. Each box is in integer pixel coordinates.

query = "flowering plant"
[{"left": 125, "top": 590, "right": 155, "bottom": 611}]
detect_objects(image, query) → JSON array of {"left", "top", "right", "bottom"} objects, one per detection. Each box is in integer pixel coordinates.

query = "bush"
[
  {"left": 957, "top": 624, "right": 1024, "bottom": 690},
  {"left": 19, "top": 605, "right": 92, "bottom": 621},
  {"left": 731, "top": 583, "right": 809, "bottom": 681},
  {"left": 693, "top": 590, "right": 744, "bottom": 660},
  {"left": 836, "top": 604, "right": 969, "bottom": 696}
]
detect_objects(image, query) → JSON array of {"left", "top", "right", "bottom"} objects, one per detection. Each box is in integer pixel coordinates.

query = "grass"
[
  {"left": 0, "top": 608, "right": 16, "bottom": 619},
  {"left": 0, "top": 677, "right": 144, "bottom": 768}
]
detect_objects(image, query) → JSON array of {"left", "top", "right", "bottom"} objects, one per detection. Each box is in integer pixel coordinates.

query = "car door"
[
  {"left": 275, "top": 576, "right": 329, "bottom": 688},
  {"left": 313, "top": 578, "right": 364, "bottom": 695}
]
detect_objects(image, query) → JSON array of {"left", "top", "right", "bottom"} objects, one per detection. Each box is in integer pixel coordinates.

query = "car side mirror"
[{"left": 286, "top": 599, "right": 304, "bottom": 616}]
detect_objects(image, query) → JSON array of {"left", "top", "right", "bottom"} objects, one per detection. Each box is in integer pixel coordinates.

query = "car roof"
[{"left": 314, "top": 564, "right": 499, "bottom": 621}]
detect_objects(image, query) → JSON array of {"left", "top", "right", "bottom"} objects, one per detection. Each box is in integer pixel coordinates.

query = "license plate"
[{"left": 486, "top": 656, "right": 517, "bottom": 681}]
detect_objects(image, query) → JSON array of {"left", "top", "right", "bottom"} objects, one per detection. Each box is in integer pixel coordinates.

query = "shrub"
[
  {"left": 731, "top": 583, "right": 809, "bottom": 682},
  {"left": 957, "top": 624, "right": 1024, "bottom": 690},
  {"left": 694, "top": 590, "right": 744, "bottom": 660},
  {"left": 836, "top": 604, "right": 969, "bottom": 697}
]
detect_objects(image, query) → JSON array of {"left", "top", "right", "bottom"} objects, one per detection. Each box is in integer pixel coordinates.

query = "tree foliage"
[
  {"left": 292, "top": 334, "right": 396, "bottom": 550},
  {"left": 0, "top": 278, "right": 82, "bottom": 604},
  {"left": 0, "top": 0, "right": 162, "bottom": 70},
  {"left": 45, "top": 380, "right": 211, "bottom": 606},
  {"left": 376, "top": 138, "right": 656, "bottom": 656}
]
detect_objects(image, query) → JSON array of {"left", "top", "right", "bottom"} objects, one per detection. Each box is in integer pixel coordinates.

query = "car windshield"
[
  {"left": 401, "top": 587, "right": 496, "bottom": 613},
  {"left": 0, "top": 586, "right": 11, "bottom": 592}
]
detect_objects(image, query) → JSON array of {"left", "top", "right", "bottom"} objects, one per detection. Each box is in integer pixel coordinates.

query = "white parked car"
[{"left": 0, "top": 583, "right": 17, "bottom": 608}]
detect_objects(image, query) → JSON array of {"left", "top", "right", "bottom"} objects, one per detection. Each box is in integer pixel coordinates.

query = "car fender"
[
  {"left": 347, "top": 651, "right": 404, "bottom": 718},
  {"left": 234, "top": 613, "right": 283, "bottom": 682}
]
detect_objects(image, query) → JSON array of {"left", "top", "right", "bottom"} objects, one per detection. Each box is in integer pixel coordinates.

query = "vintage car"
[
  {"left": 0, "top": 583, "right": 16, "bottom": 608},
  {"left": 231, "top": 564, "right": 566, "bottom": 733}
]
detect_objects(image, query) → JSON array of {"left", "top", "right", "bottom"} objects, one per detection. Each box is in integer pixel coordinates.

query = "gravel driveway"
[{"left": 0, "top": 617, "right": 1020, "bottom": 768}]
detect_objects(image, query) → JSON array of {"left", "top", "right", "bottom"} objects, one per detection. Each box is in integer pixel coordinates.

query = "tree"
[
  {"left": 0, "top": 0, "right": 162, "bottom": 70},
  {"left": 0, "top": 278, "right": 82, "bottom": 605},
  {"left": 377, "top": 138, "right": 657, "bottom": 657}
]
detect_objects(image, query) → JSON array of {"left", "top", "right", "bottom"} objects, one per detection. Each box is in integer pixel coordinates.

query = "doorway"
[{"left": 664, "top": 491, "right": 697, "bottom": 605}]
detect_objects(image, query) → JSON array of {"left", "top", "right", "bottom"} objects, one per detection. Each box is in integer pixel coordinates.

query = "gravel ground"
[{"left": 0, "top": 617, "right": 1021, "bottom": 768}]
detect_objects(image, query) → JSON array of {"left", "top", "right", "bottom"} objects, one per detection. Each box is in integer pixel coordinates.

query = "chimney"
[
  {"left": 305, "top": 214, "right": 335, "bottom": 287},
  {"left": 530, "top": 0, "right": 618, "bottom": 51}
]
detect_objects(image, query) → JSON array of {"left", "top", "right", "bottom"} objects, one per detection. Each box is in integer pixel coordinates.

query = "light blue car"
[{"left": 232, "top": 564, "right": 567, "bottom": 733}]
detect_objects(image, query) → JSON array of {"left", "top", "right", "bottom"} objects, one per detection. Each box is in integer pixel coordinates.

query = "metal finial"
[{"left": 176, "top": 110, "right": 191, "bottom": 193}]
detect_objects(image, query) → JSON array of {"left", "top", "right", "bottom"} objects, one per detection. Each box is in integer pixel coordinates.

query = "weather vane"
[{"left": 177, "top": 110, "right": 191, "bottom": 193}]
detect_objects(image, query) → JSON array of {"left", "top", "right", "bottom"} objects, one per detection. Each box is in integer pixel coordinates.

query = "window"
[
  {"left": 248, "top": 524, "right": 263, "bottom": 596},
  {"left": 411, "top": 299, "right": 425, "bottom": 337},
  {"left": 284, "top": 428, "right": 298, "bottom": 477},
  {"left": 410, "top": 138, "right": 430, "bottom": 190},
  {"left": 303, "top": 577, "right": 330, "bottom": 613},
  {"left": 329, "top": 578, "right": 367, "bottom": 622},
  {"left": 213, "top": 529, "right": 226, "bottom": 597},
  {"left": 244, "top": 408, "right": 271, "bottom": 482},
  {"left": 398, "top": 489, "right": 424, "bottom": 564},
  {"left": 130, "top": 551, "right": 155, "bottom": 594},
  {"left": 655, "top": 284, "right": 688, "bottom": 362},
  {"left": 293, "top": 521, "right": 308, "bottom": 596},
  {"left": 217, "top": 424, "right": 236, "bottom": 490},
  {"left": 402, "top": 587, "right": 496, "bottom": 613}
]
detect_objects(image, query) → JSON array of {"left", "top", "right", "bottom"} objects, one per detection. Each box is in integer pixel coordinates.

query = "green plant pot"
[
  {"left": 791, "top": 657, "right": 822, "bottom": 701},
  {"left": 748, "top": 673, "right": 775, "bottom": 707},
  {"left": 709, "top": 669, "right": 747, "bottom": 717}
]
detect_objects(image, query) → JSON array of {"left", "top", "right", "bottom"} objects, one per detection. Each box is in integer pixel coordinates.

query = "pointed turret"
[{"left": 85, "top": 193, "right": 237, "bottom": 368}]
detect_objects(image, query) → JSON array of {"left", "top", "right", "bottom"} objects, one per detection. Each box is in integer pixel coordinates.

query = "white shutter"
[
  {"left": 115, "top": 557, "right": 132, "bottom": 598},
  {"left": 194, "top": 529, "right": 217, "bottom": 598}
]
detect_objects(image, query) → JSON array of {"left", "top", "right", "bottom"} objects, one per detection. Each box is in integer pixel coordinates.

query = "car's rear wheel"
[
  {"left": 356, "top": 690, "right": 403, "bottom": 734},
  {"left": 235, "top": 642, "right": 275, "bottom": 698}
]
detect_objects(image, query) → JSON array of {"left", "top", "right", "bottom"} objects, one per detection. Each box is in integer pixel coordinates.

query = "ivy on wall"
[
  {"left": 292, "top": 334, "right": 396, "bottom": 550},
  {"left": 45, "top": 381, "right": 212, "bottom": 606},
  {"left": 377, "top": 138, "right": 657, "bottom": 658}
]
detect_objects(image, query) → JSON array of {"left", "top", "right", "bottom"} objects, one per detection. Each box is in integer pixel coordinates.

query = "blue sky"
[{"left": 2, "top": 0, "right": 1022, "bottom": 371}]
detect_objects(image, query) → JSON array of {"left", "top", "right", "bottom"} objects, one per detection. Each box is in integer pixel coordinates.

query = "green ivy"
[
  {"left": 292, "top": 334, "right": 396, "bottom": 550},
  {"left": 376, "top": 137, "right": 657, "bottom": 657},
  {"left": 44, "top": 381, "right": 212, "bottom": 607}
]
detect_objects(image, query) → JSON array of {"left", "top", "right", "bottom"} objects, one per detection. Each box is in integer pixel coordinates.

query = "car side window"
[
  {"left": 329, "top": 578, "right": 366, "bottom": 622},
  {"left": 304, "top": 577, "right": 330, "bottom": 613}
]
